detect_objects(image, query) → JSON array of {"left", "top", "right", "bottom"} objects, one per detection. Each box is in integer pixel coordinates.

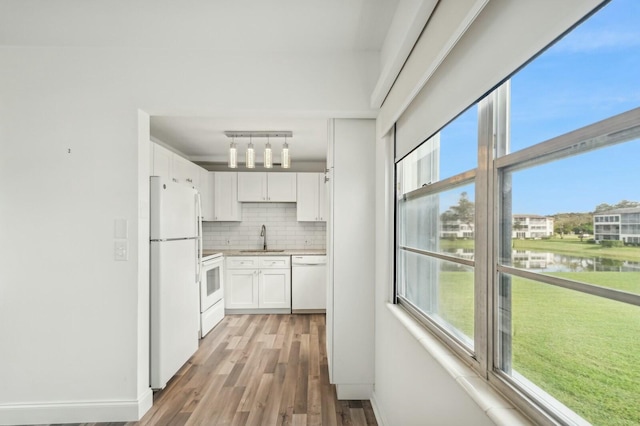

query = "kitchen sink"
[{"left": 240, "top": 249, "right": 285, "bottom": 253}]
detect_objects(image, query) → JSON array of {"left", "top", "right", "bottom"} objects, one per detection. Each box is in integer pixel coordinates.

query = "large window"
[
  {"left": 395, "top": 1, "right": 640, "bottom": 424},
  {"left": 396, "top": 107, "right": 478, "bottom": 351}
]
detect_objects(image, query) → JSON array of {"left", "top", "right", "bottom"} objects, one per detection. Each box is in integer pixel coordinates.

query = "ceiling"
[
  {"left": 0, "top": 0, "right": 399, "bottom": 51},
  {"left": 1, "top": 0, "right": 401, "bottom": 164},
  {"left": 151, "top": 116, "right": 330, "bottom": 164}
]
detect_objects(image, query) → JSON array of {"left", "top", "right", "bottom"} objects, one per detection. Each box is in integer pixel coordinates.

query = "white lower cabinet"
[
  {"left": 225, "top": 269, "right": 259, "bottom": 309},
  {"left": 225, "top": 256, "right": 291, "bottom": 313},
  {"left": 259, "top": 268, "right": 291, "bottom": 309}
]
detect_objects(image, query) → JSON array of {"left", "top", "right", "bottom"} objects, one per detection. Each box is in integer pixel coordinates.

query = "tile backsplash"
[{"left": 202, "top": 202, "right": 326, "bottom": 250}]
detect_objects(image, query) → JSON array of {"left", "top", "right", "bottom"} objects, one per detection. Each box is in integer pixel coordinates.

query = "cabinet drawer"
[
  {"left": 259, "top": 256, "right": 290, "bottom": 268},
  {"left": 226, "top": 257, "right": 260, "bottom": 269}
]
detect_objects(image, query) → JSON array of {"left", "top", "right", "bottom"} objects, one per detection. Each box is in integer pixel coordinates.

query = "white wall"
[
  {"left": 371, "top": 1, "right": 604, "bottom": 425},
  {"left": 372, "top": 130, "right": 494, "bottom": 426},
  {"left": 0, "top": 47, "right": 377, "bottom": 424},
  {"left": 202, "top": 203, "right": 326, "bottom": 250}
]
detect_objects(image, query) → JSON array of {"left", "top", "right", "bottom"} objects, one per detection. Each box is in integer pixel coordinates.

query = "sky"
[{"left": 437, "top": 0, "right": 640, "bottom": 216}]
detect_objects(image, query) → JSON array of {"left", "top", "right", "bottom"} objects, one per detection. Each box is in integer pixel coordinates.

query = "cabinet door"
[
  {"left": 200, "top": 171, "right": 215, "bottom": 221},
  {"left": 296, "top": 173, "right": 320, "bottom": 221},
  {"left": 214, "top": 172, "right": 242, "bottom": 221},
  {"left": 318, "top": 173, "right": 327, "bottom": 221},
  {"left": 267, "top": 173, "right": 297, "bottom": 202},
  {"left": 237, "top": 172, "right": 267, "bottom": 201},
  {"left": 152, "top": 143, "right": 173, "bottom": 179},
  {"left": 225, "top": 269, "right": 259, "bottom": 309},
  {"left": 185, "top": 162, "right": 201, "bottom": 190},
  {"left": 259, "top": 269, "right": 291, "bottom": 309}
]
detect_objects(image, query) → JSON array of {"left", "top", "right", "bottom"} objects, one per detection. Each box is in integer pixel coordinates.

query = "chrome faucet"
[{"left": 260, "top": 224, "right": 267, "bottom": 250}]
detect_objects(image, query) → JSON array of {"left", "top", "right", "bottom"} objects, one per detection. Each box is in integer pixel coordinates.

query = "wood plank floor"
[{"left": 46, "top": 314, "right": 376, "bottom": 426}]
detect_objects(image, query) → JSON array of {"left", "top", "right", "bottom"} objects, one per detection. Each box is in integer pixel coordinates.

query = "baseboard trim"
[
  {"left": 0, "top": 389, "right": 154, "bottom": 426},
  {"left": 335, "top": 383, "right": 373, "bottom": 400},
  {"left": 370, "top": 391, "right": 388, "bottom": 426}
]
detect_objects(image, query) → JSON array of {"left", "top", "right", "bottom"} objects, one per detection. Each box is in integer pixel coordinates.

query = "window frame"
[{"left": 394, "top": 87, "right": 640, "bottom": 425}]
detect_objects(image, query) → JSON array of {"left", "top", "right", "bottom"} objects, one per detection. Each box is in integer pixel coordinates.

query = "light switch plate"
[{"left": 114, "top": 240, "right": 128, "bottom": 261}]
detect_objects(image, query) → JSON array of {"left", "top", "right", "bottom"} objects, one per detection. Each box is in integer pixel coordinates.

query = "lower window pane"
[
  {"left": 498, "top": 273, "right": 640, "bottom": 425},
  {"left": 399, "top": 250, "right": 474, "bottom": 346}
]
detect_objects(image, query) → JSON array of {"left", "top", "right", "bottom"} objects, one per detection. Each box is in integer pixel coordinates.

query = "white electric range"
[{"left": 199, "top": 252, "right": 224, "bottom": 337}]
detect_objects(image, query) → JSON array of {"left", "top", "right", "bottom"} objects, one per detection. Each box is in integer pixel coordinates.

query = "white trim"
[
  {"left": 0, "top": 389, "right": 153, "bottom": 425},
  {"left": 379, "top": 0, "right": 489, "bottom": 139},
  {"left": 224, "top": 308, "right": 291, "bottom": 315},
  {"left": 370, "top": 391, "right": 388, "bottom": 426},
  {"left": 335, "top": 384, "right": 373, "bottom": 400},
  {"left": 370, "top": 0, "right": 439, "bottom": 109},
  {"left": 386, "top": 303, "right": 533, "bottom": 425}
]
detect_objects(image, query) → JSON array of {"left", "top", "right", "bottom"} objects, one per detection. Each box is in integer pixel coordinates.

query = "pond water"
[
  {"left": 445, "top": 248, "right": 640, "bottom": 273},
  {"left": 510, "top": 250, "right": 640, "bottom": 273}
]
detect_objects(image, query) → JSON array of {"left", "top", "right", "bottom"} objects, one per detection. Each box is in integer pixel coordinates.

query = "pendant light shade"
[
  {"left": 246, "top": 138, "right": 255, "bottom": 169},
  {"left": 228, "top": 138, "right": 237, "bottom": 168},
  {"left": 264, "top": 137, "right": 273, "bottom": 168},
  {"left": 281, "top": 137, "right": 290, "bottom": 169}
]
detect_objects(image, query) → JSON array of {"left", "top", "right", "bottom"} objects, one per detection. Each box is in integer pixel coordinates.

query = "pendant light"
[
  {"left": 281, "top": 136, "right": 290, "bottom": 169},
  {"left": 264, "top": 136, "right": 273, "bottom": 168},
  {"left": 246, "top": 136, "right": 255, "bottom": 169},
  {"left": 228, "top": 137, "right": 238, "bottom": 168}
]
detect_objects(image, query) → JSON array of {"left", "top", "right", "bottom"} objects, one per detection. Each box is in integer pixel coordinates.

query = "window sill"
[{"left": 386, "top": 303, "right": 532, "bottom": 426}]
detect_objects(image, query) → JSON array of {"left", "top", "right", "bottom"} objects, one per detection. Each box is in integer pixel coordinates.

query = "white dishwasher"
[{"left": 291, "top": 255, "right": 327, "bottom": 313}]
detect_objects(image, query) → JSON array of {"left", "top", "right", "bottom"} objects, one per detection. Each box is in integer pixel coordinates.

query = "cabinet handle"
[
  {"left": 187, "top": 178, "right": 192, "bottom": 183},
  {"left": 172, "top": 178, "right": 178, "bottom": 183}
]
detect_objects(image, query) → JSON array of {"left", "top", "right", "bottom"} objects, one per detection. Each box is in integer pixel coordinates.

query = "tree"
[
  {"left": 448, "top": 191, "right": 475, "bottom": 226},
  {"left": 614, "top": 200, "right": 640, "bottom": 209},
  {"left": 594, "top": 200, "right": 640, "bottom": 213},
  {"left": 594, "top": 203, "right": 614, "bottom": 213},
  {"left": 555, "top": 223, "right": 571, "bottom": 239}
]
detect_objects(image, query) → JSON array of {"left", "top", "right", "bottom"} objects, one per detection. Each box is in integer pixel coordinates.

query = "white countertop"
[{"left": 203, "top": 249, "right": 326, "bottom": 257}]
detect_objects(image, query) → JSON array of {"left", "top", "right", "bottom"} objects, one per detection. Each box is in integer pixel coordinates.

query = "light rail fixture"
[{"left": 224, "top": 131, "right": 292, "bottom": 169}]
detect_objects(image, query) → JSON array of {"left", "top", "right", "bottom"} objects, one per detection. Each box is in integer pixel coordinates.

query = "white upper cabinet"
[
  {"left": 150, "top": 142, "right": 202, "bottom": 190},
  {"left": 237, "top": 172, "right": 267, "bottom": 201},
  {"left": 200, "top": 170, "right": 215, "bottom": 221},
  {"left": 213, "top": 172, "right": 242, "bottom": 221},
  {"left": 237, "top": 172, "right": 297, "bottom": 202},
  {"left": 151, "top": 143, "right": 173, "bottom": 179},
  {"left": 266, "top": 173, "right": 297, "bottom": 202},
  {"left": 172, "top": 155, "right": 200, "bottom": 189},
  {"left": 297, "top": 173, "right": 327, "bottom": 222}
]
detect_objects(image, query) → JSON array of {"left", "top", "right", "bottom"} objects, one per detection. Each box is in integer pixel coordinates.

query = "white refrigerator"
[{"left": 150, "top": 176, "right": 201, "bottom": 389}]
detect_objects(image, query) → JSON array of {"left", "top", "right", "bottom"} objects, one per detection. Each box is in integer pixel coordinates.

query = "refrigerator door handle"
[{"left": 196, "top": 193, "right": 203, "bottom": 284}]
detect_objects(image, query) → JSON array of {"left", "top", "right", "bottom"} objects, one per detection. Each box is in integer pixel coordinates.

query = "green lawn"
[
  {"left": 437, "top": 271, "right": 640, "bottom": 425},
  {"left": 513, "top": 236, "right": 640, "bottom": 263},
  {"left": 440, "top": 235, "right": 640, "bottom": 263}
]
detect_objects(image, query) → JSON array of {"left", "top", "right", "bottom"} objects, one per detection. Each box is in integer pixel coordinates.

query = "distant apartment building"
[
  {"left": 512, "top": 214, "right": 554, "bottom": 239},
  {"left": 440, "top": 220, "right": 474, "bottom": 239},
  {"left": 593, "top": 207, "right": 640, "bottom": 244},
  {"left": 439, "top": 214, "right": 554, "bottom": 239}
]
